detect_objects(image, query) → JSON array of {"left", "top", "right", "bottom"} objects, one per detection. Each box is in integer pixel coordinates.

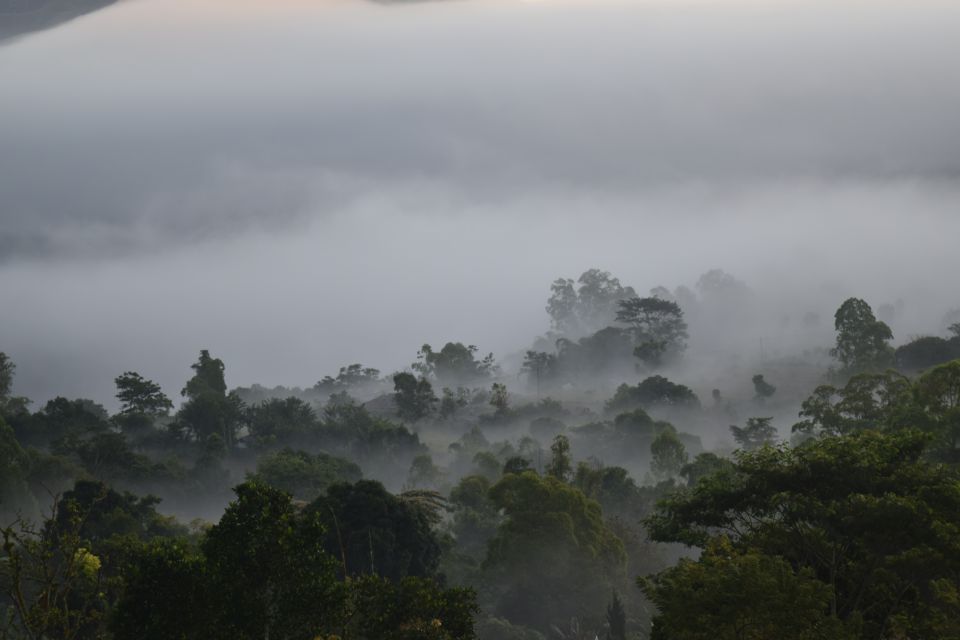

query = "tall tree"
[
  {"left": 176, "top": 350, "right": 243, "bottom": 447},
  {"left": 393, "top": 372, "right": 438, "bottom": 422},
  {"left": 546, "top": 434, "right": 572, "bottom": 481},
  {"left": 114, "top": 372, "right": 173, "bottom": 435},
  {"left": 730, "top": 417, "right": 776, "bottom": 450},
  {"left": 616, "top": 297, "right": 688, "bottom": 366},
  {"left": 831, "top": 298, "right": 894, "bottom": 374},
  {"left": 644, "top": 431, "right": 960, "bottom": 638}
]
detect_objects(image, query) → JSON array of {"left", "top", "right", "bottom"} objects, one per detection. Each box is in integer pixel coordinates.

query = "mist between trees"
[{"left": 2, "top": 267, "right": 960, "bottom": 639}]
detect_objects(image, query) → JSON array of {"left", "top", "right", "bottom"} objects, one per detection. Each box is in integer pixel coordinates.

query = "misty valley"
[
  {"left": 2, "top": 268, "right": 960, "bottom": 639},
  {"left": 4, "top": 0, "right": 960, "bottom": 637}
]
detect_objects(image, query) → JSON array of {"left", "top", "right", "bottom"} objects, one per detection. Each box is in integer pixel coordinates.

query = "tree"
[
  {"left": 485, "top": 471, "right": 626, "bottom": 631},
  {"left": 1, "top": 500, "right": 110, "bottom": 640},
  {"left": 605, "top": 376, "right": 700, "bottom": 414},
  {"left": 650, "top": 428, "right": 687, "bottom": 481},
  {"left": 407, "top": 454, "right": 443, "bottom": 489},
  {"left": 545, "top": 269, "right": 637, "bottom": 335},
  {"left": 895, "top": 335, "right": 960, "bottom": 371},
  {"left": 640, "top": 537, "right": 849, "bottom": 640},
  {"left": 831, "top": 298, "right": 894, "bottom": 374},
  {"left": 545, "top": 434, "right": 572, "bottom": 481},
  {"left": 730, "top": 417, "right": 776, "bottom": 450},
  {"left": 751, "top": 374, "right": 776, "bottom": 402},
  {"left": 114, "top": 482, "right": 345, "bottom": 640},
  {"left": 244, "top": 396, "right": 319, "bottom": 448},
  {"left": 644, "top": 431, "right": 960, "bottom": 638},
  {"left": 414, "top": 343, "right": 496, "bottom": 385},
  {"left": 546, "top": 278, "right": 579, "bottom": 332},
  {"left": 343, "top": 575, "right": 478, "bottom": 640},
  {"left": 0, "top": 415, "right": 32, "bottom": 518},
  {"left": 489, "top": 383, "right": 510, "bottom": 416},
  {"left": 114, "top": 372, "right": 173, "bottom": 418},
  {"left": 575, "top": 269, "right": 637, "bottom": 332},
  {"left": 521, "top": 351, "right": 555, "bottom": 396},
  {"left": 394, "top": 372, "right": 438, "bottom": 422},
  {"left": 680, "top": 452, "right": 734, "bottom": 488},
  {"left": 439, "top": 387, "right": 470, "bottom": 419},
  {"left": 792, "top": 370, "right": 912, "bottom": 438},
  {"left": 314, "top": 363, "right": 381, "bottom": 396},
  {"left": 113, "top": 482, "right": 477, "bottom": 640},
  {"left": 248, "top": 448, "right": 362, "bottom": 501},
  {"left": 615, "top": 297, "right": 688, "bottom": 366},
  {"left": 308, "top": 479, "right": 442, "bottom": 582},
  {"left": 181, "top": 349, "right": 226, "bottom": 397},
  {"left": 0, "top": 352, "right": 14, "bottom": 410},
  {"left": 176, "top": 350, "right": 243, "bottom": 447},
  {"left": 911, "top": 360, "right": 960, "bottom": 462}
]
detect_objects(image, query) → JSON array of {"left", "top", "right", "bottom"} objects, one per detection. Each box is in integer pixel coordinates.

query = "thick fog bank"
[{"left": 1, "top": 0, "right": 959, "bottom": 406}]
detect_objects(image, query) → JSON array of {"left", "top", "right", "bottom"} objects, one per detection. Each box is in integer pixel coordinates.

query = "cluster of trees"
[{"left": 3, "top": 270, "right": 960, "bottom": 639}]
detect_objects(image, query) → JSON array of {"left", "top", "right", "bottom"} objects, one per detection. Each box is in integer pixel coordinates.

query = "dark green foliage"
[
  {"left": 485, "top": 471, "right": 626, "bottom": 631},
  {"left": 57, "top": 431, "right": 165, "bottom": 483},
  {"left": 729, "top": 416, "right": 776, "bottom": 450},
  {"left": 448, "top": 475, "right": 500, "bottom": 560},
  {"left": 175, "top": 350, "right": 244, "bottom": 447},
  {"left": 50, "top": 480, "right": 185, "bottom": 548},
  {"left": 249, "top": 448, "right": 362, "bottom": 500},
  {"left": 113, "top": 482, "right": 477, "bottom": 640},
  {"left": 319, "top": 397, "right": 427, "bottom": 477},
  {"left": 831, "top": 298, "right": 894, "bottom": 374},
  {"left": 244, "top": 396, "right": 319, "bottom": 448},
  {"left": 644, "top": 431, "right": 960, "bottom": 638},
  {"left": 792, "top": 370, "right": 914, "bottom": 438},
  {"left": 13, "top": 397, "right": 111, "bottom": 449},
  {"left": 114, "top": 372, "right": 172, "bottom": 419},
  {"left": 679, "top": 452, "right": 734, "bottom": 487},
  {"left": 572, "top": 463, "right": 656, "bottom": 522},
  {"left": 111, "top": 539, "right": 212, "bottom": 639},
  {"left": 308, "top": 479, "right": 442, "bottom": 581},
  {"left": 895, "top": 334, "right": 960, "bottom": 371},
  {"left": 345, "top": 575, "right": 478, "bottom": 640},
  {"left": 911, "top": 359, "right": 960, "bottom": 462},
  {"left": 114, "top": 482, "right": 344, "bottom": 640},
  {"left": 640, "top": 537, "right": 849, "bottom": 640},
  {"left": 0, "top": 415, "right": 32, "bottom": 516},
  {"left": 605, "top": 376, "right": 700, "bottom": 414},
  {"left": 394, "top": 372, "right": 438, "bottom": 421}
]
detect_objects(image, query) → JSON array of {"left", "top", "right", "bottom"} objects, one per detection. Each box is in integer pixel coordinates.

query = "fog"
[{"left": 2, "top": 0, "right": 960, "bottom": 408}]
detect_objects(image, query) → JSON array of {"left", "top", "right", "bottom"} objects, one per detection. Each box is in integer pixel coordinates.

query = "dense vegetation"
[{"left": 2, "top": 268, "right": 960, "bottom": 639}]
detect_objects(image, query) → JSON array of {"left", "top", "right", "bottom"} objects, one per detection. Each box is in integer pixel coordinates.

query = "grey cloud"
[{"left": 1, "top": 0, "right": 960, "bottom": 260}]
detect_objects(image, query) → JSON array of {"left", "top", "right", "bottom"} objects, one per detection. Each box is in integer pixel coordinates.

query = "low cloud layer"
[{"left": 1, "top": 0, "right": 959, "bottom": 405}]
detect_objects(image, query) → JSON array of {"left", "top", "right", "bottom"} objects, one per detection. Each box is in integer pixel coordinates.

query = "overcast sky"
[{"left": 1, "top": 0, "right": 959, "bottom": 408}]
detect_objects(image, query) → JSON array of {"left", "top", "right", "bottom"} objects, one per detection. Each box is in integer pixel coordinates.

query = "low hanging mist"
[{"left": 2, "top": 0, "right": 959, "bottom": 403}]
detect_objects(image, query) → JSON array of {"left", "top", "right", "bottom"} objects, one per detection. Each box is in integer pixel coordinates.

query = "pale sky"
[{"left": 1, "top": 0, "right": 959, "bottom": 408}]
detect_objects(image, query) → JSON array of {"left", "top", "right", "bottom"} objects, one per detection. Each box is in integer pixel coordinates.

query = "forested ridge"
[{"left": 2, "top": 268, "right": 960, "bottom": 639}]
